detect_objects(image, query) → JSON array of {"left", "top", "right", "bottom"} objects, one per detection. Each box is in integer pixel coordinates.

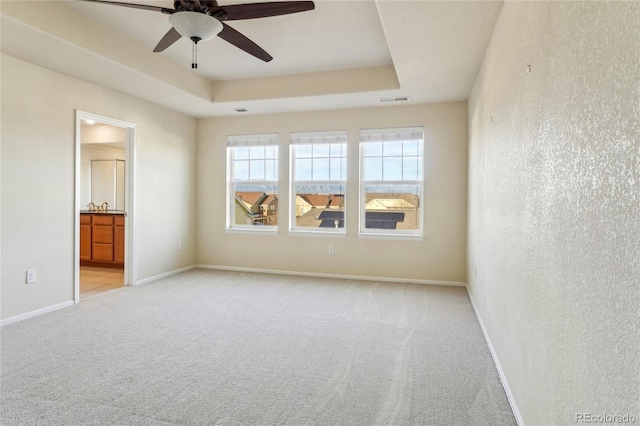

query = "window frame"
[
  {"left": 358, "top": 127, "right": 425, "bottom": 240},
  {"left": 289, "top": 130, "right": 348, "bottom": 236},
  {"left": 226, "top": 133, "right": 279, "bottom": 235}
]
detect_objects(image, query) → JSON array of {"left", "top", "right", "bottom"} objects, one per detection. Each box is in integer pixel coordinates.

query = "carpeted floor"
[{"left": 1, "top": 269, "right": 515, "bottom": 425}]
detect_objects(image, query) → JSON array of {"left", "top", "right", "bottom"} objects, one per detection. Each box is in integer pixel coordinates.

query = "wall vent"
[{"left": 378, "top": 96, "right": 410, "bottom": 103}]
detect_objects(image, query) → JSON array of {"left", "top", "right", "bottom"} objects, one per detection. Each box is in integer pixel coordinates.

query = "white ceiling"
[
  {"left": 0, "top": 0, "right": 504, "bottom": 118},
  {"left": 68, "top": 0, "right": 394, "bottom": 80}
]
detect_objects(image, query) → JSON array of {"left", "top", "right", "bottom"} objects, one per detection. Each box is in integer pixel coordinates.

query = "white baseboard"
[
  {"left": 195, "top": 264, "right": 466, "bottom": 287},
  {"left": 135, "top": 265, "right": 196, "bottom": 286},
  {"left": 466, "top": 286, "right": 524, "bottom": 426},
  {"left": 1, "top": 300, "right": 75, "bottom": 327}
]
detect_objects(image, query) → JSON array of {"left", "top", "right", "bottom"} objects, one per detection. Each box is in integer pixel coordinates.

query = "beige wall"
[
  {"left": 1, "top": 54, "right": 197, "bottom": 320},
  {"left": 468, "top": 2, "right": 639, "bottom": 424},
  {"left": 197, "top": 103, "right": 468, "bottom": 283}
]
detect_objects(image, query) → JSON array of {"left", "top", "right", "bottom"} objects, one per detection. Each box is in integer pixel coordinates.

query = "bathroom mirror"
[{"left": 91, "top": 159, "right": 125, "bottom": 211}]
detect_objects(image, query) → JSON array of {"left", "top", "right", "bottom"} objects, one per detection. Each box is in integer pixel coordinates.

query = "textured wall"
[
  {"left": 1, "top": 54, "right": 197, "bottom": 320},
  {"left": 468, "top": 1, "right": 639, "bottom": 424},
  {"left": 197, "top": 103, "right": 468, "bottom": 283}
]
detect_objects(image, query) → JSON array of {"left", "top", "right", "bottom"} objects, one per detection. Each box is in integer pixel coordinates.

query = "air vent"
[{"left": 378, "top": 96, "right": 410, "bottom": 103}]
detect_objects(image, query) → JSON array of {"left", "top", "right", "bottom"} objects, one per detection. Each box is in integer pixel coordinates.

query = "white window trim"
[
  {"left": 288, "top": 230, "right": 347, "bottom": 238},
  {"left": 357, "top": 232, "right": 424, "bottom": 241},
  {"left": 289, "top": 131, "right": 347, "bottom": 235},
  {"left": 360, "top": 127, "right": 424, "bottom": 141},
  {"left": 225, "top": 228, "right": 279, "bottom": 236},
  {"left": 358, "top": 127, "right": 425, "bottom": 239},
  {"left": 226, "top": 133, "right": 279, "bottom": 232}
]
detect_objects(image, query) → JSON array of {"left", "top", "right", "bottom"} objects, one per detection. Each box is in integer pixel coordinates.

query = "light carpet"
[{"left": 1, "top": 269, "right": 515, "bottom": 425}]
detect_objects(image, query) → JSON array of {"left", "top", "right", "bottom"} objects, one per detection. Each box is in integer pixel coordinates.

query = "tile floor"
[{"left": 80, "top": 266, "right": 124, "bottom": 300}]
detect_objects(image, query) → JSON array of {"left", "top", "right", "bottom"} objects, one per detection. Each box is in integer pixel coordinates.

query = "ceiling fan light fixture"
[{"left": 169, "top": 11, "right": 223, "bottom": 42}]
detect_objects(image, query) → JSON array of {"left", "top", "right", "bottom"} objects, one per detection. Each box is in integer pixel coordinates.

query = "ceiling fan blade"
[
  {"left": 217, "top": 23, "right": 273, "bottom": 62},
  {"left": 78, "top": 0, "right": 174, "bottom": 14},
  {"left": 220, "top": 1, "right": 314, "bottom": 21},
  {"left": 153, "top": 27, "right": 182, "bottom": 52}
]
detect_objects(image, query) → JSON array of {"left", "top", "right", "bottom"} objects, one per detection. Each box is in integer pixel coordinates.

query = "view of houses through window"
[
  {"left": 360, "top": 127, "right": 424, "bottom": 235},
  {"left": 290, "top": 131, "right": 347, "bottom": 233},
  {"left": 234, "top": 189, "right": 278, "bottom": 226},
  {"left": 227, "top": 134, "right": 278, "bottom": 229},
  {"left": 226, "top": 127, "right": 424, "bottom": 237}
]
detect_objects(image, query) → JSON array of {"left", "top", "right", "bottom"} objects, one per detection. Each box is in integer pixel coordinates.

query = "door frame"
[{"left": 74, "top": 110, "right": 137, "bottom": 303}]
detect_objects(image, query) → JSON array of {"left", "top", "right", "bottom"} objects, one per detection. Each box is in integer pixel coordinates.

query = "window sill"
[
  {"left": 357, "top": 232, "right": 424, "bottom": 241},
  {"left": 225, "top": 228, "right": 279, "bottom": 236},
  {"left": 288, "top": 230, "right": 347, "bottom": 238}
]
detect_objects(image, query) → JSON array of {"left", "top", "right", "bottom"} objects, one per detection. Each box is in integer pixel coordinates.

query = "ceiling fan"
[{"left": 80, "top": 0, "right": 315, "bottom": 68}]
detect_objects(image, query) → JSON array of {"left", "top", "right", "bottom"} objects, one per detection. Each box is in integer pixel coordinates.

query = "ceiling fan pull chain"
[
  {"left": 191, "top": 41, "right": 197, "bottom": 69},
  {"left": 191, "top": 38, "right": 202, "bottom": 69}
]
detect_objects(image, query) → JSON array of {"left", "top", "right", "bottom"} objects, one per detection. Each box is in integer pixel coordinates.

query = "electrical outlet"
[
  {"left": 26, "top": 269, "right": 36, "bottom": 284},
  {"left": 328, "top": 245, "right": 335, "bottom": 255},
  {"left": 177, "top": 242, "right": 183, "bottom": 252}
]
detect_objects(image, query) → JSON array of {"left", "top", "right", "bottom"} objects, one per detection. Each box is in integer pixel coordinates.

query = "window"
[
  {"left": 227, "top": 134, "right": 278, "bottom": 232},
  {"left": 359, "top": 127, "right": 424, "bottom": 238},
  {"left": 290, "top": 131, "right": 347, "bottom": 234}
]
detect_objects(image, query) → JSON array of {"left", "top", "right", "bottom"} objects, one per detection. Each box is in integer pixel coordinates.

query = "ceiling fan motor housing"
[{"left": 174, "top": 1, "right": 214, "bottom": 12}]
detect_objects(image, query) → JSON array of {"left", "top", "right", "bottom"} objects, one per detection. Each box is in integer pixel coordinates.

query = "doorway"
[{"left": 74, "top": 111, "right": 136, "bottom": 303}]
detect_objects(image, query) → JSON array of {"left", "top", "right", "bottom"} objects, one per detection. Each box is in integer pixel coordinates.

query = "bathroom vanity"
[{"left": 80, "top": 212, "right": 125, "bottom": 267}]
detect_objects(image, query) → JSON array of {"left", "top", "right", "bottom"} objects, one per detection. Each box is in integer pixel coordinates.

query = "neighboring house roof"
[
  {"left": 260, "top": 194, "right": 277, "bottom": 206},
  {"left": 365, "top": 198, "right": 415, "bottom": 210},
  {"left": 235, "top": 191, "right": 267, "bottom": 206},
  {"left": 365, "top": 193, "right": 419, "bottom": 208},
  {"left": 296, "top": 208, "right": 416, "bottom": 230},
  {"left": 317, "top": 210, "right": 345, "bottom": 228},
  {"left": 299, "top": 194, "right": 330, "bottom": 208},
  {"left": 294, "top": 208, "right": 323, "bottom": 227},
  {"left": 295, "top": 195, "right": 313, "bottom": 207},
  {"left": 365, "top": 212, "right": 405, "bottom": 230},
  {"left": 314, "top": 210, "right": 406, "bottom": 229},
  {"left": 328, "top": 195, "right": 343, "bottom": 208}
]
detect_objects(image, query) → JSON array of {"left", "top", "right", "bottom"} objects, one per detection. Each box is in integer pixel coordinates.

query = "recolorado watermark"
[{"left": 576, "top": 413, "right": 638, "bottom": 423}]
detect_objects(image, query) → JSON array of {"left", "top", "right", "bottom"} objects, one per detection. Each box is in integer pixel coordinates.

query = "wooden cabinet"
[
  {"left": 80, "top": 213, "right": 124, "bottom": 268},
  {"left": 80, "top": 215, "right": 92, "bottom": 262}
]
